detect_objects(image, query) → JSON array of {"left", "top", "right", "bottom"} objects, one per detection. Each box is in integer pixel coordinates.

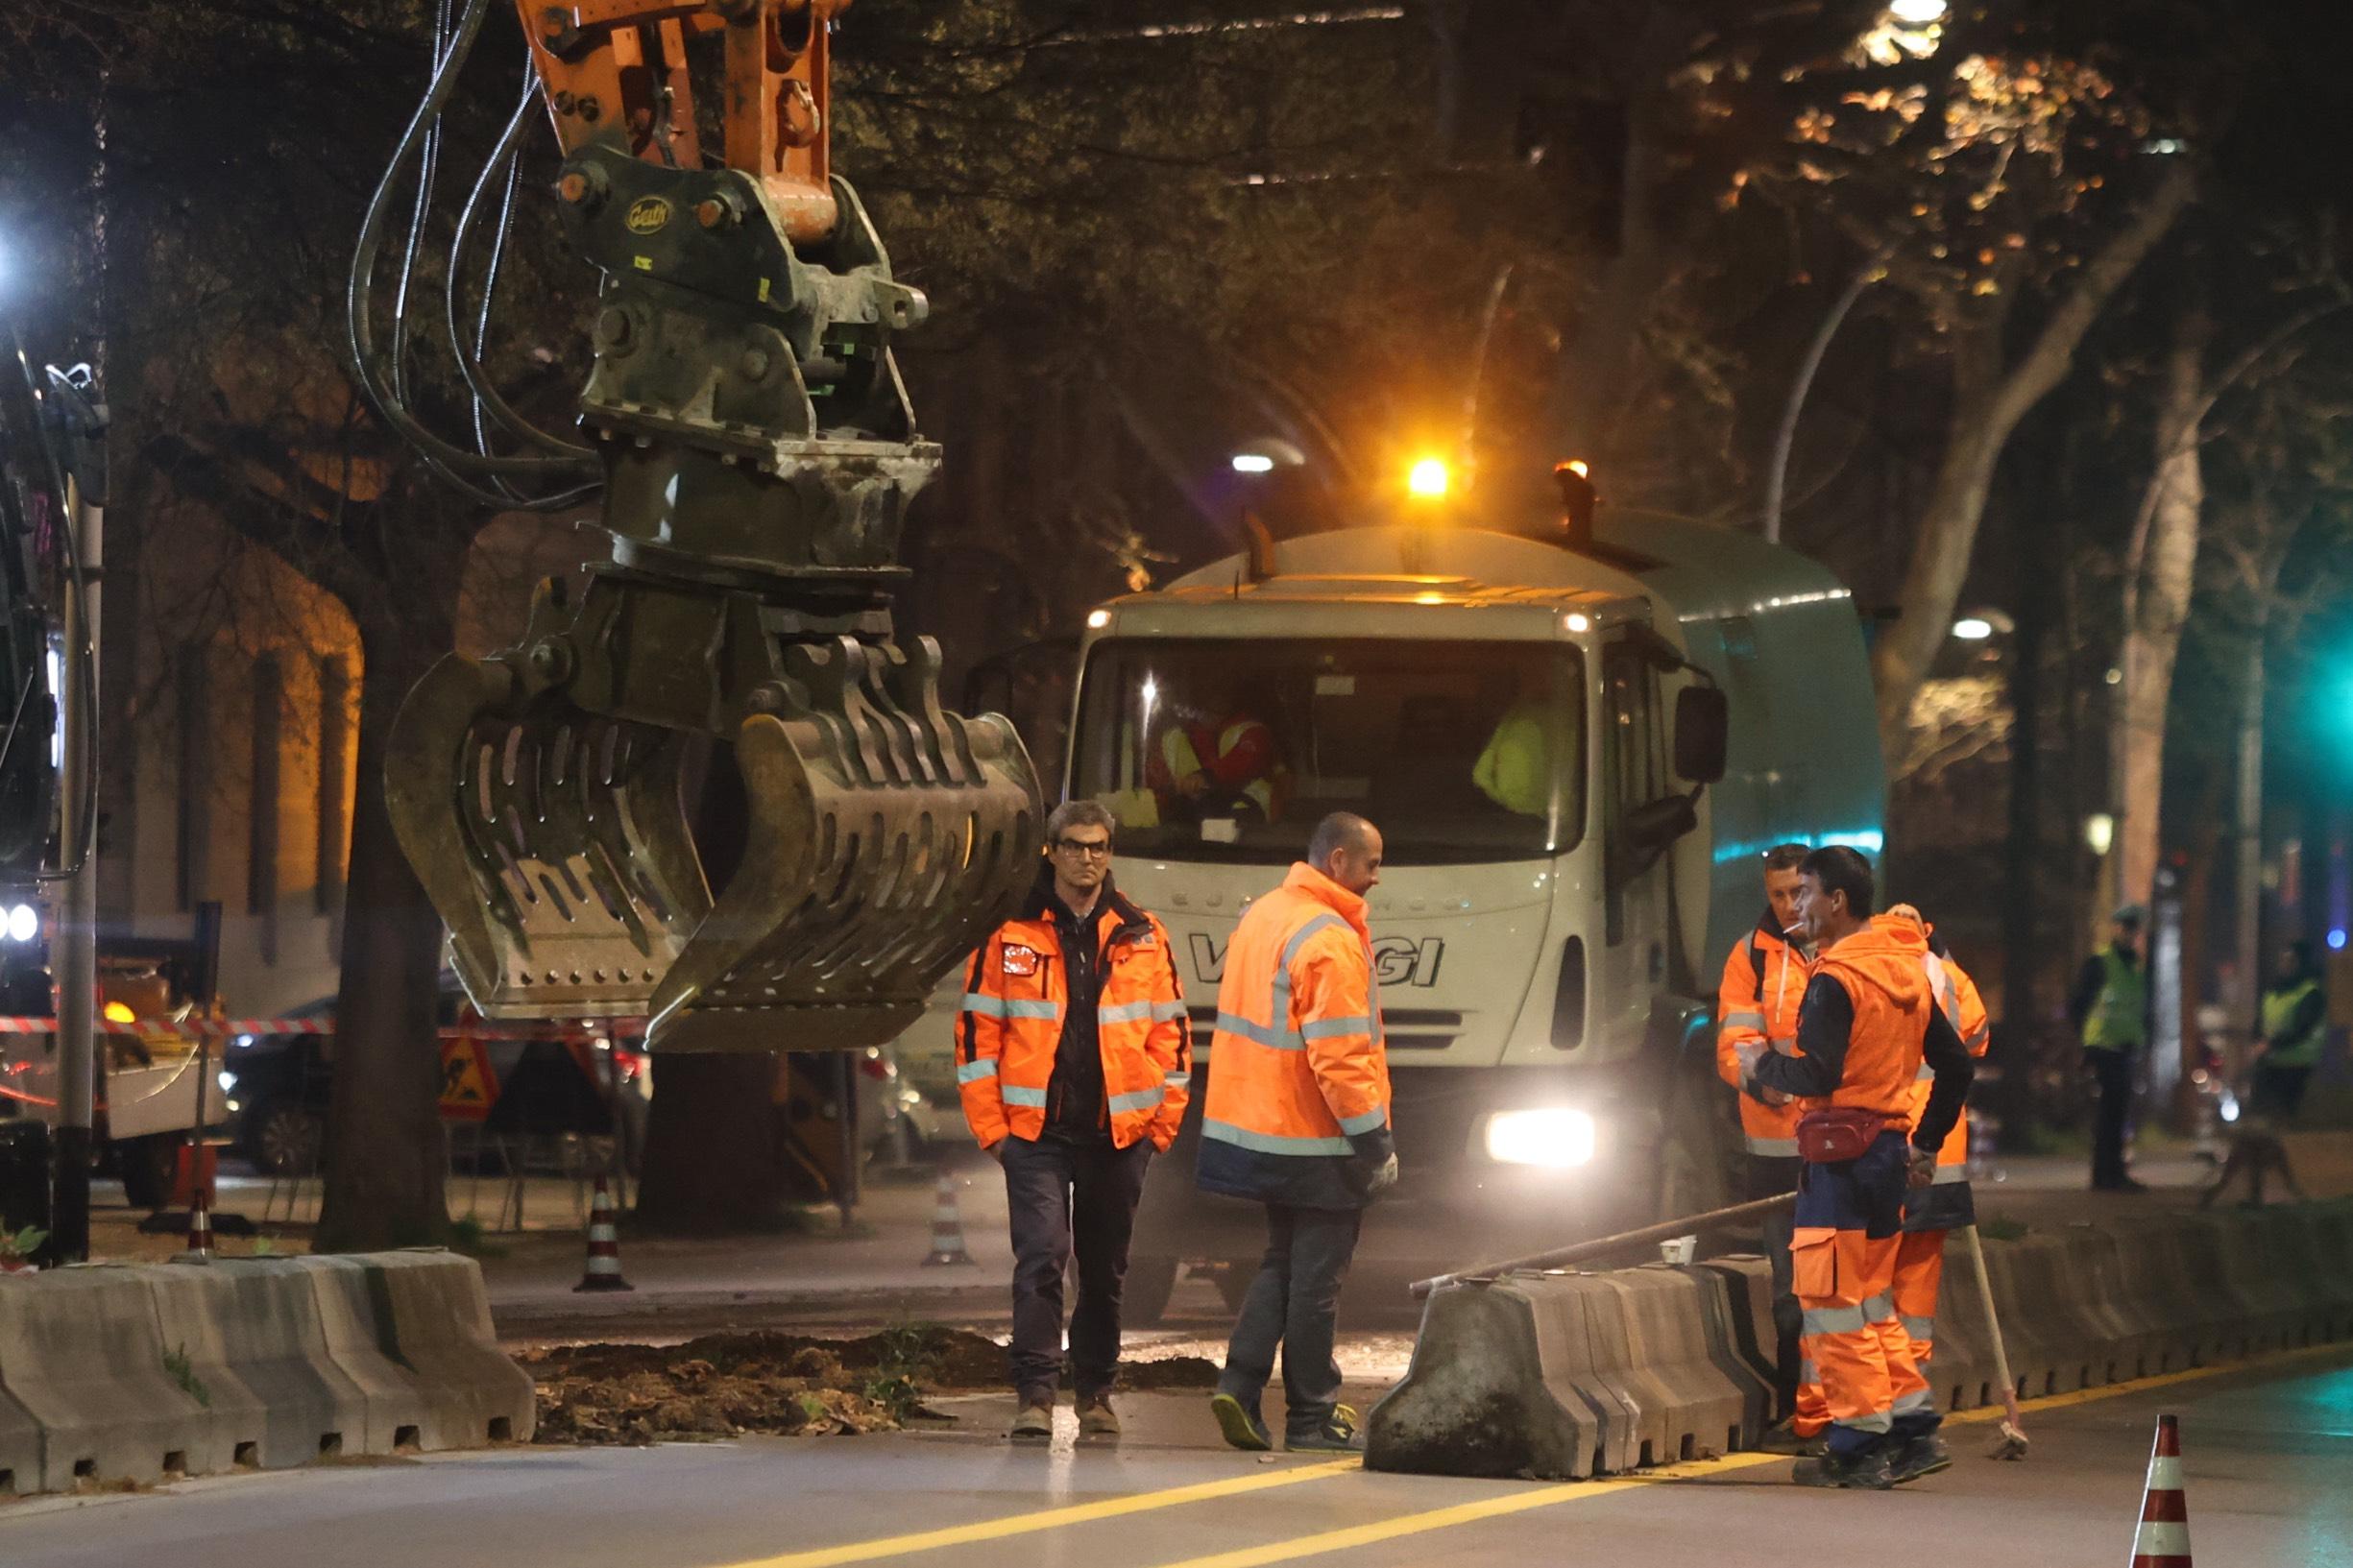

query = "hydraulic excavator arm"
[{"left": 363, "top": 0, "right": 1042, "bottom": 1053}]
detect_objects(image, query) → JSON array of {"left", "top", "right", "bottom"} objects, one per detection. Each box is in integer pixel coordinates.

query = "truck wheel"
[
  {"left": 1124, "top": 1255, "right": 1180, "bottom": 1326},
  {"left": 119, "top": 1133, "right": 179, "bottom": 1211}
]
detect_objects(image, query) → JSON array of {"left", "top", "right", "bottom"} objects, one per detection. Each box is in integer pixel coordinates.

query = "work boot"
[
  {"left": 1210, "top": 1391, "right": 1272, "bottom": 1453},
  {"left": 1286, "top": 1403, "right": 1364, "bottom": 1454},
  {"left": 1008, "top": 1398, "right": 1054, "bottom": 1442},
  {"left": 1888, "top": 1433, "right": 1951, "bottom": 1483},
  {"left": 1792, "top": 1446, "right": 1895, "bottom": 1490},
  {"left": 1078, "top": 1396, "right": 1122, "bottom": 1439}
]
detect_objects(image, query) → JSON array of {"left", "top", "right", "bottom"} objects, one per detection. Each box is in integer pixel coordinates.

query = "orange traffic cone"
[
  {"left": 572, "top": 1174, "right": 634, "bottom": 1292},
  {"left": 922, "top": 1169, "right": 975, "bottom": 1267},
  {"left": 2128, "top": 1414, "right": 2192, "bottom": 1568}
]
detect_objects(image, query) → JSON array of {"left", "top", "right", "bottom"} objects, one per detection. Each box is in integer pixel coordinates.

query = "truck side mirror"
[{"left": 1674, "top": 687, "right": 1728, "bottom": 784}]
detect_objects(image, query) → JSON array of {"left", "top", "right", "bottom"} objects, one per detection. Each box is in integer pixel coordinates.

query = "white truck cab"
[{"left": 910, "top": 505, "right": 1884, "bottom": 1311}]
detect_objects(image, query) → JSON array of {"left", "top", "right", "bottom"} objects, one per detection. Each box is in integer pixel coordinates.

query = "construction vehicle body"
[
  {"left": 905, "top": 498, "right": 1884, "bottom": 1309},
  {"left": 359, "top": 1, "right": 1039, "bottom": 1052}
]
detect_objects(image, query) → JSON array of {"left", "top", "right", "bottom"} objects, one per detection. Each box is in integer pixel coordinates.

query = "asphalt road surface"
[{"left": 7, "top": 1342, "right": 2347, "bottom": 1568}]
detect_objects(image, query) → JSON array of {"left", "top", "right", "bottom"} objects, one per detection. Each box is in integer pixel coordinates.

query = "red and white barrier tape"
[{"left": 0, "top": 1016, "right": 646, "bottom": 1042}]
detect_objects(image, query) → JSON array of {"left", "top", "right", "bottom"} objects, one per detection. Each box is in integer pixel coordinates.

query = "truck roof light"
[{"left": 1406, "top": 457, "right": 1450, "bottom": 499}]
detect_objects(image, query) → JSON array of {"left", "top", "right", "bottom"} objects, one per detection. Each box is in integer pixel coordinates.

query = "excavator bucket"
[{"left": 386, "top": 569, "right": 1042, "bottom": 1054}]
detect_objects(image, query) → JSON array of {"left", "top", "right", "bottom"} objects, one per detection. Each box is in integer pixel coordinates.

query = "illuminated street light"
[
  {"left": 1888, "top": 0, "right": 1947, "bottom": 23},
  {"left": 1230, "top": 453, "right": 1275, "bottom": 474},
  {"left": 2084, "top": 813, "right": 2116, "bottom": 856},
  {"left": 1406, "top": 456, "right": 1451, "bottom": 499},
  {"left": 1230, "top": 437, "right": 1305, "bottom": 476},
  {"left": 1952, "top": 617, "right": 1994, "bottom": 641}
]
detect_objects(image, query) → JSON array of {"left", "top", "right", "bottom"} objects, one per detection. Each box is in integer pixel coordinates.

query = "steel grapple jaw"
[{"left": 385, "top": 569, "right": 1042, "bottom": 1053}]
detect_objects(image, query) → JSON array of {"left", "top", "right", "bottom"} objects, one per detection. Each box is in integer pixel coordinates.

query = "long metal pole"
[
  {"left": 1409, "top": 1191, "right": 1796, "bottom": 1299},
  {"left": 52, "top": 475, "right": 101, "bottom": 1262}
]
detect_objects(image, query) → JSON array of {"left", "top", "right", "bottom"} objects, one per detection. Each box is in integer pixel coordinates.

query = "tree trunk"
[
  {"left": 314, "top": 617, "right": 457, "bottom": 1251},
  {"left": 2231, "top": 624, "right": 2266, "bottom": 1028},
  {"left": 634, "top": 1053, "right": 796, "bottom": 1233},
  {"left": 2112, "top": 305, "right": 2212, "bottom": 914},
  {"left": 1871, "top": 163, "right": 2194, "bottom": 759}
]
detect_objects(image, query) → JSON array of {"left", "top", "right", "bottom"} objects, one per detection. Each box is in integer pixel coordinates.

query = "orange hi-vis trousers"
[
  {"left": 1790, "top": 1132, "right": 1940, "bottom": 1459},
  {"left": 1892, "top": 1227, "right": 1946, "bottom": 1366}
]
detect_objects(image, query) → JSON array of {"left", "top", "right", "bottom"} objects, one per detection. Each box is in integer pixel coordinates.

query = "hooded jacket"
[{"left": 1749, "top": 913, "right": 1974, "bottom": 1153}]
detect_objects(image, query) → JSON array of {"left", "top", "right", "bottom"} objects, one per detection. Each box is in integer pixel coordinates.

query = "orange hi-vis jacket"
[
  {"left": 957, "top": 879, "right": 1190, "bottom": 1152},
  {"left": 1881, "top": 906, "right": 1991, "bottom": 1173},
  {"left": 1196, "top": 862, "right": 1393, "bottom": 1206},
  {"left": 1810, "top": 916, "right": 1938, "bottom": 1120},
  {"left": 1716, "top": 914, "right": 1816, "bottom": 1157}
]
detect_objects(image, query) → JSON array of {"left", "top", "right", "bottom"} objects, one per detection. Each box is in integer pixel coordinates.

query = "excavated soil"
[{"left": 522, "top": 1327, "right": 1218, "bottom": 1445}]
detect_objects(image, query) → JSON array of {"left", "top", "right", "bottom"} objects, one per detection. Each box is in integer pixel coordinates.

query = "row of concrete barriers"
[
  {"left": 0, "top": 1251, "right": 536, "bottom": 1497},
  {"left": 1365, "top": 1200, "right": 2353, "bottom": 1481}
]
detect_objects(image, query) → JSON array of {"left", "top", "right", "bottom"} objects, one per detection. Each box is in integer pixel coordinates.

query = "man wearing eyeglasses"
[{"left": 958, "top": 801, "right": 1191, "bottom": 1443}]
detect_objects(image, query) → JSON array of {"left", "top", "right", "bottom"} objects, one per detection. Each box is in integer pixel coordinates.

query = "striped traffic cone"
[
  {"left": 922, "top": 1170, "right": 975, "bottom": 1267},
  {"left": 171, "top": 1196, "right": 214, "bottom": 1266},
  {"left": 2128, "top": 1414, "right": 2192, "bottom": 1568},
  {"left": 572, "top": 1174, "right": 634, "bottom": 1292}
]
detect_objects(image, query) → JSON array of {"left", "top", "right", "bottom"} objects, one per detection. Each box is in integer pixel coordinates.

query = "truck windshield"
[{"left": 1070, "top": 638, "right": 1585, "bottom": 865}]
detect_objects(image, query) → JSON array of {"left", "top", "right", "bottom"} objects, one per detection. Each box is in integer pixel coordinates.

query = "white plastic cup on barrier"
[{"left": 1659, "top": 1236, "right": 1697, "bottom": 1266}]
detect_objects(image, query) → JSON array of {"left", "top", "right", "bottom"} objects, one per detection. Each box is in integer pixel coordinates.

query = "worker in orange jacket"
[
  {"left": 958, "top": 800, "right": 1190, "bottom": 1442},
  {"left": 1883, "top": 904, "right": 1990, "bottom": 1381},
  {"left": 1201, "top": 812, "right": 1395, "bottom": 1455},
  {"left": 1715, "top": 842, "right": 1816, "bottom": 1433},
  {"left": 1745, "top": 848, "right": 1974, "bottom": 1489}
]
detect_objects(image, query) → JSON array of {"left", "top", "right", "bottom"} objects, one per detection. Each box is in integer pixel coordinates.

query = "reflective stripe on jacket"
[
  {"left": 957, "top": 874, "right": 1189, "bottom": 1151},
  {"left": 1716, "top": 914, "right": 1814, "bottom": 1158},
  {"left": 1197, "top": 861, "right": 1392, "bottom": 1208}
]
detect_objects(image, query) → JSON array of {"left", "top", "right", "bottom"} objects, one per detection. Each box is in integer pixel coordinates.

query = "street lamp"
[
  {"left": 1230, "top": 438, "right": 1305, "bottom": 476},
  {"left": 1888, "top": 0, "right": 1947, "bottom": 23},
  {"left": 1952, "top": 617, "right": 1993, "bottom": 641}
]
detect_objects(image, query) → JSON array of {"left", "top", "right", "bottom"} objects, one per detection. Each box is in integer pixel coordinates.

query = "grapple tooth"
[
  {"left": 385, "top": 653, "right": 711, "bottom": 1019},
  {"left": 644, "top": 708, "right": 1039, "bottom": 1053}
]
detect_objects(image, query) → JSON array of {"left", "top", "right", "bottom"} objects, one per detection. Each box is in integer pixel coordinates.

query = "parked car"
[{"left": 220, "top": 975, "right": 649, "bottom": 1175}]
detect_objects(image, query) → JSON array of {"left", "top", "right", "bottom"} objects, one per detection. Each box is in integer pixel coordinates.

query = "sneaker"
[
  {"left": 1008, "top": 1400, "right": 1054, "bottom": 1442},
  {"left": 1286, "top": 1403, "right": 1364, "bottom": 1454},
  {"left": 1889, "top": 1433, "right": 1951, "bottom": 1483},
  {"left": 1792, "top": 1447, "right": 1895, "bottom": 1489},
  {"left": 1210, "top": 1391, "right": 1273, "bottom": 1452},
  {"left": 1078, "top": 1396, "right": 1122, "bottom": 1439}
]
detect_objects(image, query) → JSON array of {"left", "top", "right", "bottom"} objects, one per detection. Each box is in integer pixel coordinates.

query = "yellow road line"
[
  {"left": 1145, "top": 1340, "right": 2353, "bottom": 1568},
  {"left": 721, "top": 1457, "right": 1361, "bottom": 1568}
]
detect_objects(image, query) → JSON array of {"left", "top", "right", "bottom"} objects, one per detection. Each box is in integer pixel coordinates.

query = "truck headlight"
[{"left": 1485, "top": 1107, "right": 1597, "bottom": 1169}]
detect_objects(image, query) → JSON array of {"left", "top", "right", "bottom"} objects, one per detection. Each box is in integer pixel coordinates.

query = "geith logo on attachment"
[{"left": 624, "top": 196, "right": 671, "bottom": 234}]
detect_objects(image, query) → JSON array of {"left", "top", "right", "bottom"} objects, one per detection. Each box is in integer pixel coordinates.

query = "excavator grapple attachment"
[{"left": 386, "top": 570, "right": 1041, "bottom": 1053}]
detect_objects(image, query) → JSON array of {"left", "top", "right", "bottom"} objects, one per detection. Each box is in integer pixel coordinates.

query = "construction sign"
[{"left": 438, "top": 1036, "right": 497, "bottom": 1122}]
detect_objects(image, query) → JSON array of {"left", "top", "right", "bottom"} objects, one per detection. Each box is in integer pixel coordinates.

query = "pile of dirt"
[
  {"left": 522, "top": 1326, "right": 1220, "bottom": 1445},
  {"left": 524, "top": 1326, "right": 998, "bottom": 1444}
]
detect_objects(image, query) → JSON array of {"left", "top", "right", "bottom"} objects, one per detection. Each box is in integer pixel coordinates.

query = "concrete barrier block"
[
  {"left": 1366, "top": 1279, "right": 1608, "bottom": 1482},
  {"left": 1911, "top": 1235, "right": 1994, "bottom": 1416},
  {"left": 1602, "top": 1266, "right": 1762, "bottom": 1456},
  {"left": 363, "top": 1250, "right": 534, "bottom": 1448},
  {"left": 290, "top": 1256, "right": 438, "bottom": 1455},
  {"left": 0, "top": 1266, "right": 217, "bottom": 1489},
  {"left": 141, "top": 1261, "right": 371, "bottom": 1471},
  {"left": 0, "top": 1366, "right": 37, "bottom": 1498},
  {"left": 1694, "top": 1254, "right": 1782, "bottom": 1395}
]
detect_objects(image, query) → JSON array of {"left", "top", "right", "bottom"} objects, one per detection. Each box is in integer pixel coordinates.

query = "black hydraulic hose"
[
  {"left": 345, "top": 0, "right": 595, "bottom": 489},
  {"left": 449, "top": 65, "right": 593, "bottom": 461}
]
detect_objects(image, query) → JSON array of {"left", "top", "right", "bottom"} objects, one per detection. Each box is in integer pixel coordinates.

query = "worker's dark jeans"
[
  {"left": 1219, "top": 1203, "right": 1363, "bottom": 1435},
  {"left": 1747, "top": 1153, "right": 1805, "bottom": 1416},
  {"left": 1002, "top": 1134, "right": 1153, "bottom": 1405},
  {"left": 2086, "top": 1048, "right": 2135, "bottom": 1189}
]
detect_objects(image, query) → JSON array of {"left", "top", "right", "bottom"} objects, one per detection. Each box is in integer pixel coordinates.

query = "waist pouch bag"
[{"left": 1797, "top": 1106, "right": 1887, "bottom": 1163}]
